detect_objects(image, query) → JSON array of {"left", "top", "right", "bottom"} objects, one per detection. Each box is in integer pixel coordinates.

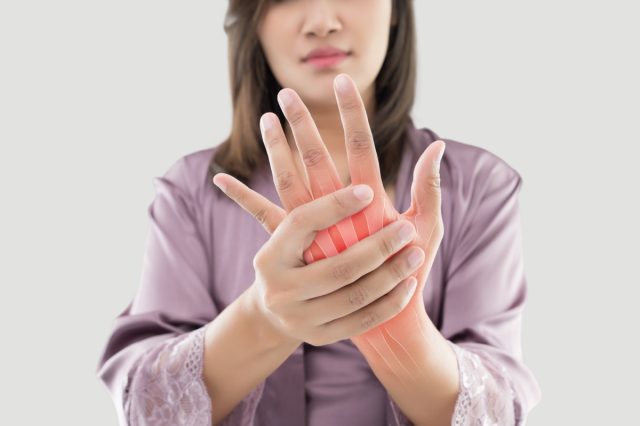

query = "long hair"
[{"left": 209, "top": 0, "right": 416, "bottom": 188}]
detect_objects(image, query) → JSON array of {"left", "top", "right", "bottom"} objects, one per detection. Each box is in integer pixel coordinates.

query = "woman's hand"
[
  {"left": 238, "top": 183, "right": 426, "bottom": 346},
  {"left": 214, "top": 73, "right": 445, "bottom": 359}
]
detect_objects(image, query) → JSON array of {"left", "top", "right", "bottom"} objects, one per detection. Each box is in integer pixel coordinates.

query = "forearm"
[
  {"left": 203, "top": 284, "right": 301, "bottom": 425},
  {"left": 358, "top": 306, "right": 459, "bottom": 426}
]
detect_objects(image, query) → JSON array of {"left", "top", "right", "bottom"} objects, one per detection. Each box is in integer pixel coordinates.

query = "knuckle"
[
  {"left": 379, "top": 237, "right": 396, "bottom": 257},
  {"left": 360, "top": 311, "right": 380, "bottom": 331},
  {"left": 265, "top": 134, "right": 285, "bottom": 149},
  {"left": 347, "top": 131, "right": 372, "bottom": 157},
  {"left": 331, "top": 262, "right": 355, "bottom": 283},
  {"left": 390, "top": 259, "right": 406, "bottom": 281},
  {"left": 331, "top": 191, "right": 348, "bottom": 211},
  {"left": 253, "top": 208, "right": 268, "bottom": 225},
  {"left": 424, "top": 216, "right": 444, "bottom": 243},
  {"left": 342, "top": 97, "right": 360, "bottom": 112},
  {"left": 276, "top": 170, "right": 295, "bottom": 192},
  {"left": 393, "top": 291, "right": 408, "bottom": 312},
  {"left": 347, "top": 285, "right": 368, "bottom": 308},
  {"left": 288, "top": 209, "right": 305, "bottom": 228},
  {"left": 302, "top": 148, "right": 327, "bottom": 168},
  {"left": 426, "top": 175, "right": 441, "bottom": 190},
  {"left": 253, "top": 251, "right": 267, "bottom": 271},
  {"left": 288, "top": 110, "right": 305, "bottom": 127}
]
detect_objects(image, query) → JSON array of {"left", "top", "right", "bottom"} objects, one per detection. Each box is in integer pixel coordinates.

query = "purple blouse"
[{"left": 96, "top": 119, "right": 542, "bottom": 425}]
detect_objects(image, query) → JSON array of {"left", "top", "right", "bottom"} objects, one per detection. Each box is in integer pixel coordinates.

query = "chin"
[{"left": 301, "top": 93, "right": 340, "bottom": 110}]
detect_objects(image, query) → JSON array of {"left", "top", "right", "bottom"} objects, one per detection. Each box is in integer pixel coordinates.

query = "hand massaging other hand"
[
  {"left": 213, "top": 74, "right": 446, "bottom": 354},
  {"left": 220, "top": 183, "right": 424, "bottom": 347}
]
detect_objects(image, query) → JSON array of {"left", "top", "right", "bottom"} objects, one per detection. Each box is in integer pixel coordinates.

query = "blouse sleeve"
[
  {"left": 95, "top": 156, "right": 266, "bottom": 425},
  {"left": 388, "top": 160, "right": 541, "bottom": 426},
  {"left": 441, "top": 162, "right": 541, "bottom": 425}
]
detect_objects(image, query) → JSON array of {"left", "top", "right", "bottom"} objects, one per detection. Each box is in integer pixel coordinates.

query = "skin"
[
  {"left": 256, "top": 0, "right": 393, "bottom": 189},
  {"left": 209, "top": 1, "right": 459, "bottom": 424},
  {"left": 214, "top": 73, "right": 458, "bottom": 425}
]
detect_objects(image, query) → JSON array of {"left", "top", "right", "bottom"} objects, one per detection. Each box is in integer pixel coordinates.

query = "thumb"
[{"left": 408, "top": 140, "right": 445, "bottom": 219}]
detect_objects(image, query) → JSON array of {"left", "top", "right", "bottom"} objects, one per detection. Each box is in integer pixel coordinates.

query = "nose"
[{"left": 301, "top": 0, "right": 342, "bottom": 38}]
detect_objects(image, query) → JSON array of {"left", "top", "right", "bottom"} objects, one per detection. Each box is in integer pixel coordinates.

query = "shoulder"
[
  {"left": 412, "top": 127, "right": 523, "bottom": 200},
  {"left": 156, "top": 146, "right": 220, "bottom": 203},
  {"left": 409, "top": 128, "right": 526, "bottom": 272}
]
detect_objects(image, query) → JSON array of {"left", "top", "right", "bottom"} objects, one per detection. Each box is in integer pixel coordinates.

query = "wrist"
[{"left": 240, "top": 284, "right": 302, "bottom": 353}]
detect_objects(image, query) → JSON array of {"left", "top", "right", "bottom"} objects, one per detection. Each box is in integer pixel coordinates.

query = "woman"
[{"left": 96, "top": 1, "right": 541, "bottom": 425}]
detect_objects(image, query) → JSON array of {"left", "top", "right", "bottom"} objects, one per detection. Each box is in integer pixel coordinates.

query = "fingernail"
[
  {"left": 353, "top": 184, "right": 373, "bottom": 201},
  {"left": 278, "top": 89, "right": 294, "bottom": 108},
  {"left": 398, "top": 222, "right": 415, "bottom": 242},
  {"left": 213, "top": 176, "right": 227, "bottom": 192},
  {"left": 260, "top": 115, "right": 274, "bottom": 133},
  {"left": 407, "top": 248, "right": 424, "bottom": 268},
  {"left": 403, "top": 277, "right": 417, "bottom": 294},
  {"left": 335, "top": 74, "right": 350, "bottom": 94}
]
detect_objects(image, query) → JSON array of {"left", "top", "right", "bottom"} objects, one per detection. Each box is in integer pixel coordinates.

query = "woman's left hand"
[{"left": 213, "top": 73, "right": 445, "bottom": 365}]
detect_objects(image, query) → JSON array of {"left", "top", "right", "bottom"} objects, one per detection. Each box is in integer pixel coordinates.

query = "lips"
[{"left": 303, "top": 46, "right": 350, "bottom": 61}]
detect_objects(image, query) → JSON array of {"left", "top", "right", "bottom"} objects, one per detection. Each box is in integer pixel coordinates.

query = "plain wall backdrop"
[{"left": 1, "top": 1, "right": 637, "bottom": 424}]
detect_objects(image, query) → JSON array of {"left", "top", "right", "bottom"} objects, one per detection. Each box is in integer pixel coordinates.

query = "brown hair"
[{"left": 209, "top": 0, "right": 416, "bottom": 188}]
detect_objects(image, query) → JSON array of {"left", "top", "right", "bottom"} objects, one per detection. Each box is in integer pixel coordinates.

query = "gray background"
[{"left": 1, "top": 1, "right": 637, "bottom": 424}]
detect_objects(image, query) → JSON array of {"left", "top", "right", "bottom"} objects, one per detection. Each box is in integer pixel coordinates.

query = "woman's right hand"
[{"left": 247, "top": 183, "right": 424, "bottom": 347}]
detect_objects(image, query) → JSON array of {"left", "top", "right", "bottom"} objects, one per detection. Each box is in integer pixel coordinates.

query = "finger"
[
  {"left": 315, "top": 276, "right": 418, "bottom": 345},
  {"left": 304, "top": 244, "right": 424, "bottom": 327},
  {"left": 333, "top": 73, "right": 387, "bottom": 236},
  {"left": 405, "top": 140, "right": 445, "bottom": 226},
  {"left": 213, "top": 173, "right": 286, "bottom": 234},
  {"left": 333, "top": 73, "right": 384, "bottom": 191},
  {"left": 271, "top": 184, "right": 374, "bottom": 265},
  {"left": 260, "top": 112, "right": 313, "bottom": 212},
  {"left": 277, "top": 88, "right": 343, "bottom": 198},
  {"left": 264, "top": 104, "right": 352, "bottom": 264},
  {"left": 297, "top": 219, "right": 417, "bottom": 300}
]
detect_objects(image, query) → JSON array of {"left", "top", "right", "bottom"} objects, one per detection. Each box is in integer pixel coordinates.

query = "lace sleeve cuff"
[
  {"left": 447, "top": 340, "right": 523, "bottom": 426},
  {"left": 386, "top": 341, "right": 522, "bottom": 426},
  {"left": 122, "top": 324, "right": 268, "bottom": 426},
  {"left": 123, "top": 325, "right": 213, "bottom": 425}
]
